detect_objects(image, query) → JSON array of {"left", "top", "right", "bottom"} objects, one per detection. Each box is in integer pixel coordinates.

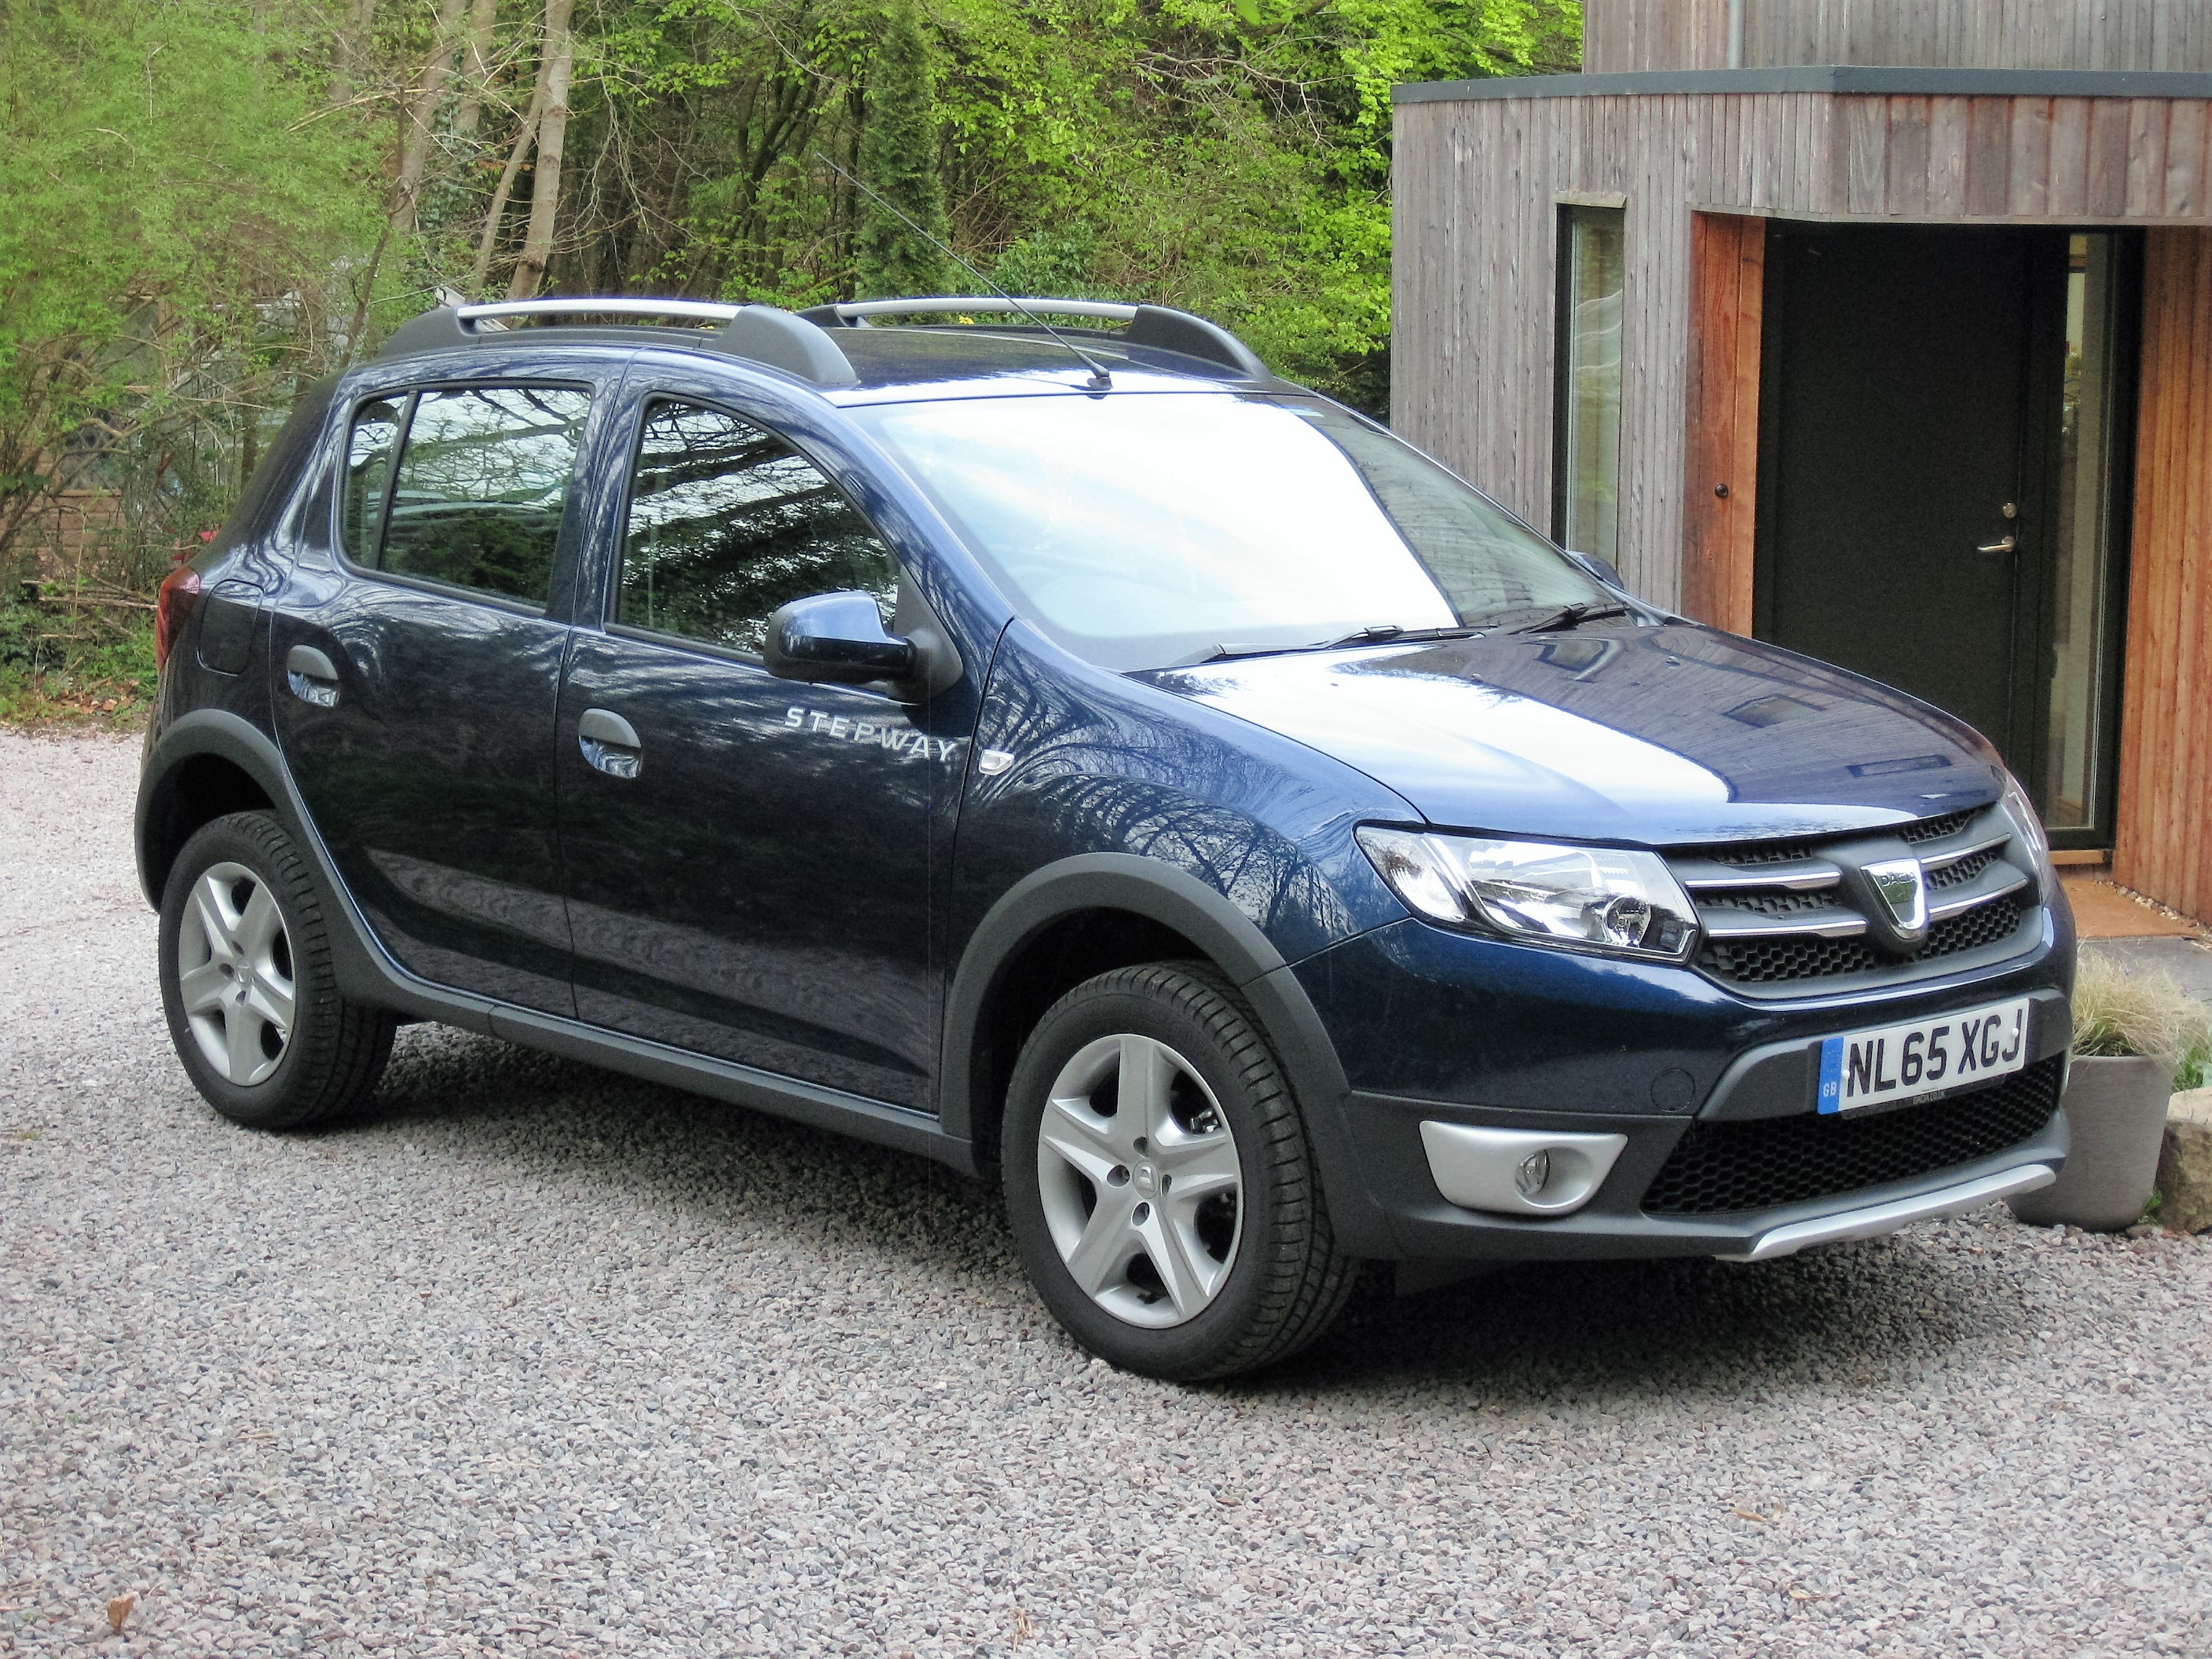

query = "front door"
[
  {"left": 1756, "top": 225, "right": 2133, "bottom": 847},
  {"left": 555, "top": 392, "right": 958, "bottom": 1110}
]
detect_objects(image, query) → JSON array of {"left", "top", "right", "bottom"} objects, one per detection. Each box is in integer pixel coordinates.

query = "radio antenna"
[{"left": 815, "top": 150, "right": 1113, "bottom": 390}]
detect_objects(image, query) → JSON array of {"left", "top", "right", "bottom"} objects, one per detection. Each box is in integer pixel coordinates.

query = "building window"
[{"left": 1554, "top": 205, "right": 1625, "bottom": 563}]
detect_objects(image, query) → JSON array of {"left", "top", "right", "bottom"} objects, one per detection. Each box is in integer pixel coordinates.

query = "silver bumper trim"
[{"left": 1719, "top": 1163, "right": 2057, "bottom": 1262}]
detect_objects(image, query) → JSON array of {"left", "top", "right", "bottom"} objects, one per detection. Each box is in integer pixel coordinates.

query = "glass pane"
[
  {"left": 341, "top": 396, "right": 405, "bottom": 567},
  {"left": 379, "top": 386, "right": 590, "bottom": 603},
  {"left": 852, "top": 394, "right": 1606, "bottom": 671},
  {"left": 2042, "top": 233, "right": 2119, "bottom": 831},
  {"left": 620, "top": 401, "right": 899, "bottom": 656},
  {"left": 1559, "top": 207, "right": 1625, "bottom": 564}
]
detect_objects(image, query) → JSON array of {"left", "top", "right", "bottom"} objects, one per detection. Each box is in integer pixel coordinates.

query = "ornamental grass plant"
[{"left": 2071, "top": 950, "right": 2212, "bottom": 1087}]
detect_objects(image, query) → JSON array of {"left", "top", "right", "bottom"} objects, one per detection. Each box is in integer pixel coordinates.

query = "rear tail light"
[{"left": 154, "top": 562, "right": 203, "bottom": 668}]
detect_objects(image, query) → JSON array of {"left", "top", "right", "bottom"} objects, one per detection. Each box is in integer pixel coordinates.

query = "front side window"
[
  {"left": 344, "top": 385, "right": 590, "bottom": 605},
  {"left": 617, "top": 400, "right": 899, "bottom": 655},
  {"left": 1555, "top": 204, "right": 1626, "bottom": 565},
  {"left": 851, "top": 393, "right": 1608, "bottom": 672}
]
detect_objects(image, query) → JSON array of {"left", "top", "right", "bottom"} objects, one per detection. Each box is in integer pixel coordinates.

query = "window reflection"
[
  {"left": 620, "top": 401, "right": 899, "bottom": 655},
  {"left": 1558, "top": 206, "right": 1625, "bottom": 566},
  {"left": 376, "top": 386, "right": 589, "bottom": 603}
]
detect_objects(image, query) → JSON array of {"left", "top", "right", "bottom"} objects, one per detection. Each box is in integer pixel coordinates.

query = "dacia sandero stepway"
[{"left": 137, "top": 296, "right": 2071, "bottom": 1379}]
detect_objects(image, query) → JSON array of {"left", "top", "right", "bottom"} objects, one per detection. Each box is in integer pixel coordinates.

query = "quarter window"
[
  {"left": 344, "top": 386, "right": 590, "bottom": 605},
  {"left": 618, "top": 400, "right": 899, "bottom": 655}
]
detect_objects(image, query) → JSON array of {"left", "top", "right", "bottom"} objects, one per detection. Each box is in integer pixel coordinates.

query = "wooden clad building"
[{"left": 1393, "top": 0, "right": 2212, "bottom": 921}]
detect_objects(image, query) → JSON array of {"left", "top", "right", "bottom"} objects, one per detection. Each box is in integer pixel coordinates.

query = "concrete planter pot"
[{"left": 2008, "top": 1054, "right": 2172, "bottom": 1232}]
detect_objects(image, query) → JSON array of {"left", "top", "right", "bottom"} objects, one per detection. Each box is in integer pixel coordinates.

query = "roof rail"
[
  {"left": 800, "top": 297, "right": 1269, "bottom": 379},
  {"left": 376, "top": 298, "right": 859, "bottom": 386}
]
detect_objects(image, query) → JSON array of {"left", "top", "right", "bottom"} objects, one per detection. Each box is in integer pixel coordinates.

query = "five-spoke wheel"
[
  {"left": 1035, "top": 1031, "right": 1243, "bottom": 1328},
  {"left": 159, "top": 811, "right": 396, "bottom": 1129},
  {"left": 176, "top": 861, "right": 297, "bottom": 1086},
  {"left": 1003, "top": 963, "right": 1356, "bottom": 1380}
]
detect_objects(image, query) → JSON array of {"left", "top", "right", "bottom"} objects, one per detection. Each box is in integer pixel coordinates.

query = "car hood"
[{"left": 1140, "top": 621, "right": 2007, "bottom": 845}]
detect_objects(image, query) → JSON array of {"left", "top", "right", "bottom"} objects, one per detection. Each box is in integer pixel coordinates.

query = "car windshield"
[{"left": 850, "top": 392, "right": 1613, "bottom": 671}]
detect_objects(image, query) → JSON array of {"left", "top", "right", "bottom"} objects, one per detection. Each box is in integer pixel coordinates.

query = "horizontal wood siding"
[
  {"left": 1681, "top": 213, "right": 1763, "bottom": 632},
  {"left": 1587, "top": 0, "right": 2212, "bottom": 73},
  {"left": 2112, "top": 226, "right": 2212, "bottom": 921}
]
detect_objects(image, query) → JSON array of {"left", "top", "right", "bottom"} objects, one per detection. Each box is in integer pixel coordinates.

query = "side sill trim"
[
  {"left": 1719, "top": 1162, "right": 2055, "bottom": 1262},
  {"left": 482, "top": 1004, "right": 973, "bottom": 1175}
]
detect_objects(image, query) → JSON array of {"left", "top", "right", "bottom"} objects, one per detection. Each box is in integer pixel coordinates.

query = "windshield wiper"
[
  {"left": 1507, "top": 602, "right": 1632, "bottom": 635},
  {"left": 1195, "top": 624, "right": 1478, "bottom": 665}
]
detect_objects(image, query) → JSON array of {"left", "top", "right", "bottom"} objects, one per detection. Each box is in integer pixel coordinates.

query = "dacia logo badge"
[{"left": 1862, "top": 856, "right": 1929, "bottom": 943}]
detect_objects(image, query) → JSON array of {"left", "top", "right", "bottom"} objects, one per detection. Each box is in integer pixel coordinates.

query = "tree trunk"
[
  {"left": 390, "top": 0, "right": 471, "bottom": 237},
  {"left": 505, "top": 0, "right": 575, "bottom": 300},
  {"left": 331, "top": 0, "right": 383, "bottom": 105},
  {"left": 469, "top": 78, "right": 544, "bottom": 294},
  {"left": 451, "top": 0, "right": 499, "bottom": 141}
]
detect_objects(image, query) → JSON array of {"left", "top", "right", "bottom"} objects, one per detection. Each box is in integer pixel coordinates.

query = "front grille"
[
  {"left": 1672, "top": 805, "right": 2037, "bottom": 992},
  {"left": 1927, "top": 847, "right": 1998, "bottom": 891},
  {"left": 1898, "top": 808, "right": 1978, "bottom": 844},
  {"left": 1641, "top": 1055, "right": 2064, "bottom": 1216},
  {"left": 1698, "top": 893, "right": 2030, "bottom": 986}
]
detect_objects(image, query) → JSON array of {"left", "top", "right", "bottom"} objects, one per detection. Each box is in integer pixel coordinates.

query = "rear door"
[
  {"left": 269, "top": 368, "right": 610, "bottom": 1013},
  {"left": 555, "top": 383, "right": 968, "bottom": 1108}
]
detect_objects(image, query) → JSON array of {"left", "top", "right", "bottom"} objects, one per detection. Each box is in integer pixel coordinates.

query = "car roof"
[{"left": 372, "top": 298, "right": 1287, "bottom": 403}]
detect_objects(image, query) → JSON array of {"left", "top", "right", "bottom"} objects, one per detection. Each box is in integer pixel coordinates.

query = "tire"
[
  {"left": 158, "top": 811, "right": 397, "bottom": 1130},
  {"left": 1001, "top": 962, "right": 1357, "bottom": 1381}
]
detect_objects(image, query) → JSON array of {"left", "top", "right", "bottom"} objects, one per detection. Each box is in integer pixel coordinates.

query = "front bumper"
[{"left": 1289, "top": 910, "right": 2074, "bottom": 1262}]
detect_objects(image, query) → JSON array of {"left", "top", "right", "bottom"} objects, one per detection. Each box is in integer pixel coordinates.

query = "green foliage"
[
  {"left": 0, "top": 0, "right": 379, "bottom": 577},
  {"left": 855, "top": 2, "right": 952, "bottom": 298}
]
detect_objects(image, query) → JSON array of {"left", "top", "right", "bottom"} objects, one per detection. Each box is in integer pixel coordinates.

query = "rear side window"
[
  {"left": 341, "top": 386, "right": 590, "bottom": 605},
  {"left": 617, "top": 399, "right": 898, "bottom": 655}
]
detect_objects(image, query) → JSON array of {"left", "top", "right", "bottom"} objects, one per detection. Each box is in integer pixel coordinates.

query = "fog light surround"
[{"left": 1419, "top": 1122, "right": 1629, "bottom": 1217}]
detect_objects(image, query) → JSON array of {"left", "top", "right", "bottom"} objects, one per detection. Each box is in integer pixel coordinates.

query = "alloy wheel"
[
  {"left": 1034, "top": 1032, "right": 1243, "bottom": 1328},
  {"left": 176, "top": 861, "right": 296, "bottom": 1087}
]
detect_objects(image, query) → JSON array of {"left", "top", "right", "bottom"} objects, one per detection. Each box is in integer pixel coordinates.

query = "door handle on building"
[{"left": 1975, "top": 535, "right": 2019, "bottom": 554}]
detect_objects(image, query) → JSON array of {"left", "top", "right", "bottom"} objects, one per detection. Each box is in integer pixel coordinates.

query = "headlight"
[
  {"left": 1357, "top": 827, "right": 1700, "bottom": 961},
  {"left": 2000, "top": 775, "right": 2055, "bottom": 877}
]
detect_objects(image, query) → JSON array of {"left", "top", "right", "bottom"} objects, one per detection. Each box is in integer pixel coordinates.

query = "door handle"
[
  {"left": 1975, "top": 535, "right": 2019, "bottom": 554},
  {"left": 284, "top": 644, "right": 340, "bottom": 708},
  {"left": 577, "top": 707, "right": 643, "bottom": 779}
]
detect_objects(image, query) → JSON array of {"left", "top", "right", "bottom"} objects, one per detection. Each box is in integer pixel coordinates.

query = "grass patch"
[{"left": 0, "top": 586, "right": 157, "bottom": 731}]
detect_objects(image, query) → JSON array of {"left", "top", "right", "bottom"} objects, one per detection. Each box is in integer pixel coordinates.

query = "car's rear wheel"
[
  {"left": 159, "top": 811, "right": 396, "bottom": 1130},
  {"left": 1002, "top": 962, "right": 1356, "bottom": 1380}
]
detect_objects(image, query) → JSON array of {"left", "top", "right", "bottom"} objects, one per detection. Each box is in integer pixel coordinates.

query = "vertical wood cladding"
[
  {"left": 1586, "top": 0, "right": 2212, "bottom": 75},
  {"left": 2113, "top": 227, "right": 2212, "bottom": 920},
  {"left": 1682, "top": 214, "right": 1764, "bottom": 632},
  {"left": 1392, "top": 90, "right": 2212, "bottom": 612}
]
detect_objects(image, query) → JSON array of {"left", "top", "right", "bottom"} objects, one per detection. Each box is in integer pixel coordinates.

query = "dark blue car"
[{"left": 137, "top": 296, "right": 2073, "bottom": 1379}]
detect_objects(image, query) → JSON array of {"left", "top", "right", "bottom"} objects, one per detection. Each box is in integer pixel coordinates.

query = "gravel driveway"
[{"left": 5, "top": 727, "right": 2210, "bottom": 1658}]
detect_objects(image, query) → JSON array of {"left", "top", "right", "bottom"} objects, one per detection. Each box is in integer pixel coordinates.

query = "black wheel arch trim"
[
  {"left": 939, "top": 852, "right": 1398, "bottom": 1256},
  {"left": 138, "top": 709, "right": 977, "bottom": 1174}
]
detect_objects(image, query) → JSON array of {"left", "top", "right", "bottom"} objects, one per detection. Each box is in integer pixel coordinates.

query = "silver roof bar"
[
  {"left": 819, "top": 297, "right": 1141, "bottom": 324},
  {"left": 802, "top": 295, "right": 1267, "bottom": 378},
  {"left": 456, "top": 298, "right": 745, "bottom": 327},
  {"left": 377, "top": 297, "right": 858, "bottom": 386}
]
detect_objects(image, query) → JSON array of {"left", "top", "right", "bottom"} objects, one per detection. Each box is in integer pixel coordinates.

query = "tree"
[
  {"left": 855, "top": 1, "right": 950, "bottom": 299},
  {"left": 507, "top": 0, "right": 578, "bottom": 298}
]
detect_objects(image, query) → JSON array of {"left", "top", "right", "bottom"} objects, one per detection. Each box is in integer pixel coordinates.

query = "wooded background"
[{"left": 0, "top": 0, "right": 1580, "bottom": 617}]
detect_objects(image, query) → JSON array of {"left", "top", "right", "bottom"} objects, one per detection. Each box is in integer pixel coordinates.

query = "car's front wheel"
[
  {"left": 158, "top": 811, "right": 397, "bottom": 1130},
  {"left": 1001, "top": 963, "right": 1355, "bottom": 1380}
]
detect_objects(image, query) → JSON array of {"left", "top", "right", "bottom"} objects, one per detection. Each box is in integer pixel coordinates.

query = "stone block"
[{"left": 2159, "top": 1086, "right": 2212, "bottom": 1232}]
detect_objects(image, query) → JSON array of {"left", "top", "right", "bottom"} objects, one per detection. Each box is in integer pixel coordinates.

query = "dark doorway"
[{"left": 1754, "top": 224, "right": 2133, "bottom": 848}]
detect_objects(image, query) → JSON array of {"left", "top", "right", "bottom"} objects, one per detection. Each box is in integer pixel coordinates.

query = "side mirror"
[{"left": 762, "top": 591, "right": 916, "bottom": 686}]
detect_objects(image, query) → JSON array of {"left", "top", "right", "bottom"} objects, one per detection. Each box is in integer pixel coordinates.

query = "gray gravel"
[{"left": 5, "top": 727, "right": 2211, "bottom": 1659}]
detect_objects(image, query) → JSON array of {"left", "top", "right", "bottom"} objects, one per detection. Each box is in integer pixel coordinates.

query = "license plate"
[{"left": 1815, "top": 997, "right": 2031, "bottom": 1115}]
